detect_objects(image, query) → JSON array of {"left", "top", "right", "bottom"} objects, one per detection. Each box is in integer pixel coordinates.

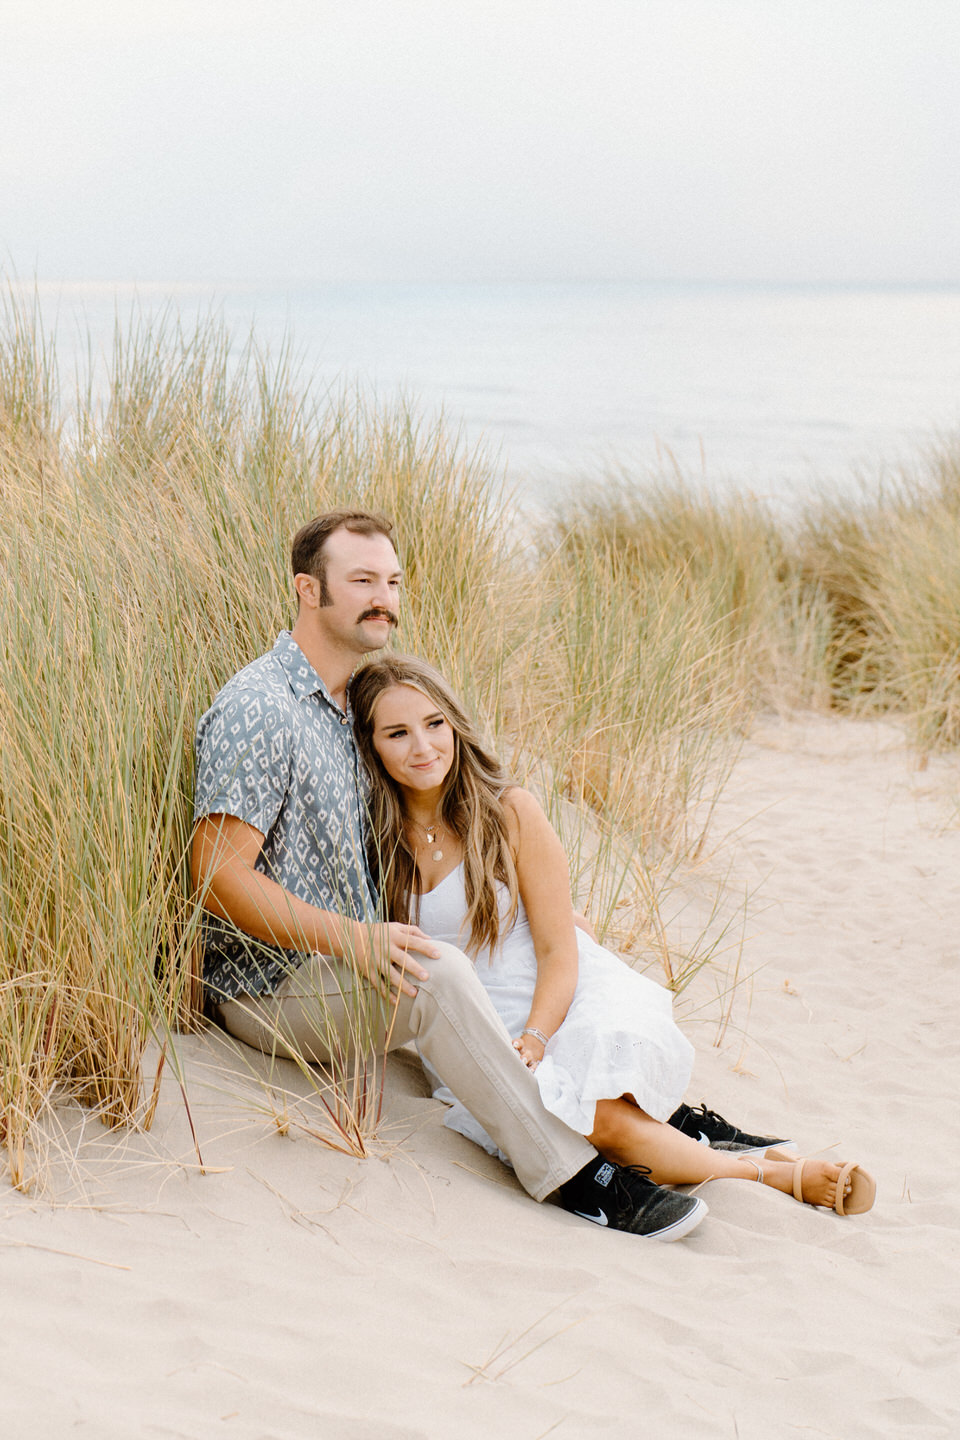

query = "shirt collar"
[{"left": 272, "top": 630, "right": 346, "bottom": 714}]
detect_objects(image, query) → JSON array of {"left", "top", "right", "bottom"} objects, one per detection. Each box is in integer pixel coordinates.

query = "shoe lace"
[
  {"left": 610, "top": 1162, "right": 655, "bottom": 1208},
  {"left": 619, "top": 1162, "right": 653, "bottom": 1180},
  {"left": 691, "top": 1103, "right": 725, "bottom": 1127}
]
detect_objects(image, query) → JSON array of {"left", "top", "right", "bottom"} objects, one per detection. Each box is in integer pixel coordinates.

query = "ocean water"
[{"left": 28, "top": 279, "right": 960, "bottom": 506}]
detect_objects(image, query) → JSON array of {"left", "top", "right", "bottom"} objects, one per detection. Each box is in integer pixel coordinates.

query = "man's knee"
[
  {"left": 412, "top": 940, "right": 484, "bottom": 1003},
  {"left": 407, "top": 939, "right": 512, "bottom": 1050}
]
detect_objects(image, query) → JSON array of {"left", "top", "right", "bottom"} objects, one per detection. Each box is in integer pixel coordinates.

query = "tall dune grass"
[
  {"left": 2, "top": 291, "right": 958, "bottom": 1186},
  {"left": 796, "top": 453, "right": 960, "bottom": 750},
  {"left": 546, "top": 460, "right": 960, "bottom": 757},
  {"left": 0, "top": 301, "right": 530, "bottom": 1183},
  {"left": 524, "top": 483, "right": 810, "bottom": 882}
]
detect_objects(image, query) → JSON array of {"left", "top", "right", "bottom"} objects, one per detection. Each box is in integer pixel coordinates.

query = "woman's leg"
[{"left": 589, "top": 1098, "right": 850, "bottom": 1208}]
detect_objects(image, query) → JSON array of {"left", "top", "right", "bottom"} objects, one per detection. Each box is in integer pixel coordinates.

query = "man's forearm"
[
  {"left": 202, "top": 860, "right": 360, "bottom": 958},
  {"left": 191, "top": 815, "right": 435, "bottom": 1001}
]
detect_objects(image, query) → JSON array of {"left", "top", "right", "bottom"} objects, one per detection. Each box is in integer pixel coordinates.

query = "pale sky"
[{"left": 2, "top": 0, "right": 959, "bottom": 285}]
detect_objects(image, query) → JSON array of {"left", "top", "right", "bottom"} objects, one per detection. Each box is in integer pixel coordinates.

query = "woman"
[{"left": 349, "top": 655, "right": 876, "bottom": 1217}]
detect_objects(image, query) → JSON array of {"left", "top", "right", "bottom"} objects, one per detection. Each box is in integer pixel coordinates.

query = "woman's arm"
[
  {"left": 503, "top": 787, "right": 580, "bottom": 1068},
  {"left": 572, "top": 911, "right": 598, "bottom": 942}
]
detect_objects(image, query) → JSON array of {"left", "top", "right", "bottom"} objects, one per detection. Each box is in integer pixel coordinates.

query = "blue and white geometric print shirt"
[{"left": 193, "top": 631, "right": 379, "bottom": 1002}]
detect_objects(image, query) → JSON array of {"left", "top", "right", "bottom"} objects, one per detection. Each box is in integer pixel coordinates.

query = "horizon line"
[{"left": 7, "top": 274, "right": 960, "bottom": 295}]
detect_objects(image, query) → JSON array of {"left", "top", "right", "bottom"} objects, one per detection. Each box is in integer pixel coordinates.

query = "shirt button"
[{"left": 340, "top": 716, "right": 348, "bottom": 725}]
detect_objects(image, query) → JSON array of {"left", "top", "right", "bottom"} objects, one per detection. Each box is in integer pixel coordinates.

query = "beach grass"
[
  {"left": 795, "top": 453, "right": 960, "bottom": 750},
  {"left": 0, "top": 298, "right": 538, "bottom": 1179},
  {"left": 2, "top": 292, "right": 958, "bottom": 1184}
]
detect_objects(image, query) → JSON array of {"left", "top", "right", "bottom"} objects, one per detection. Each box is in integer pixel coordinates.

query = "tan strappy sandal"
[{"left": 792, "top": 1157, "right": 876, "bottom": 1215}]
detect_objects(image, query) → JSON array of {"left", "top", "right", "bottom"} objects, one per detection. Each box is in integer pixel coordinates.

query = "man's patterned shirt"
[{"left": 193, "top": 631, "right": 378, "bottom": 1002}]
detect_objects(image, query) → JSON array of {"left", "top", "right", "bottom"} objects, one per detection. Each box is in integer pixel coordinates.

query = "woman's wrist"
[{"left": 521, "top": 1026, "right": 550, "bottom": 1047}]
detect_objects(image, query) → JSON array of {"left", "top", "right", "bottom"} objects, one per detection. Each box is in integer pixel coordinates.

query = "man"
[{"left": 192, "top": 509, "right": 781, "bottom": 1238}]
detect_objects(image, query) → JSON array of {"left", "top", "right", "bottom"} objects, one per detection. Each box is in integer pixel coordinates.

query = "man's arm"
[{"left": 191, "top": 812, "right": 436, "bottom": 999}]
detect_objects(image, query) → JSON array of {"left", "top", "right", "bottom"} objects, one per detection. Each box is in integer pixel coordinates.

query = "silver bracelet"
[{"left": 521, "top": 1026, "right": 550, "bottom": 1047}]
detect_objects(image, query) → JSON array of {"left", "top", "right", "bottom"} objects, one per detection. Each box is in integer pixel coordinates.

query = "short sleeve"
[{"left": 193, "top": 689, "right": 293, "bottom": 838}]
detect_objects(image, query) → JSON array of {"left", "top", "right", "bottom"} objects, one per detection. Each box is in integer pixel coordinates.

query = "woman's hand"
[
  {"left": 513, "top": 1032, "right": 546, "bottom": 1070},
  {"left": 351, "top": 921, "right": 438, "bottom": 1001}
]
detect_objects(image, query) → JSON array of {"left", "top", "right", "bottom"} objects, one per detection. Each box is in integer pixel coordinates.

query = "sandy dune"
[{"left": 3, "top": 717, "right": 958, "bottom": 1439}]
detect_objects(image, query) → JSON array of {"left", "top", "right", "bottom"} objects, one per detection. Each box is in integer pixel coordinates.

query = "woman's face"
[{"left": 371, "top": 684, "right": 456, "bottom": 799}]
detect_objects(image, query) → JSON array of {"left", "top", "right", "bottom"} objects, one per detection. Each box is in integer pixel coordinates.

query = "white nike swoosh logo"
[
  {"left": 698, "top": 1132, "right": 711, "bottom": 1145},
  {"left": 575, "top": 1209, "right": 609, "bottom": 1226}
]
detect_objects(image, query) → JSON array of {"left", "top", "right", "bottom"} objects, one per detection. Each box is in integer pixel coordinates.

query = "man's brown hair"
[{"left": 291, "top": 509, "right": 395, "bottom": 606}]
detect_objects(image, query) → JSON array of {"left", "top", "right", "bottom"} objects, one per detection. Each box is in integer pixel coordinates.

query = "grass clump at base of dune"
[
  {"left": 547, "top": 455, "right": 960, "bottom": 760},
  {"left": 795, "top": 450, "right": 960, "bottom": 752}
]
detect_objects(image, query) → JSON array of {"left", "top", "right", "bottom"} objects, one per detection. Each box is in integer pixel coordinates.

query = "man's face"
[{"left": 313, "top": 528, "right": 402, "bottom": 655}]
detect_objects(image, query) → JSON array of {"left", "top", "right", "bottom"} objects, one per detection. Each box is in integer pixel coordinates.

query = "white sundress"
[{"left": 416, "top": 865, "right": 694, "bottom": 1157}]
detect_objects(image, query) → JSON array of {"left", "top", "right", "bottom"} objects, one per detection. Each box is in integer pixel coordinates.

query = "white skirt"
[{"left": 424, "top": 925, "right": 694, "bottom": 1156}]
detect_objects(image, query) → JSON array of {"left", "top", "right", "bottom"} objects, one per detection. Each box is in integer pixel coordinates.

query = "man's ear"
[{"left": 294, "top": 572, "right": 320, "bottom": 609}]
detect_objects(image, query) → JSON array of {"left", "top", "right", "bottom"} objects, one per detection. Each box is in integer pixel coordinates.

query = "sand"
[{"left": 3, "top": 716, "right": 958, "bottom": 1440}]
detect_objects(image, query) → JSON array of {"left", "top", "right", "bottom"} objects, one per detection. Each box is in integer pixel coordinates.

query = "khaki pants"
[{"left": 218, "top": 940, "right": 595, "bottom": 1202}]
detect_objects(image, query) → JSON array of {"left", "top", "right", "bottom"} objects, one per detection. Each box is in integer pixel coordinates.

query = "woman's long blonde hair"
[{"left": 348, "top": 656, "right": 518, "bottom": 956}]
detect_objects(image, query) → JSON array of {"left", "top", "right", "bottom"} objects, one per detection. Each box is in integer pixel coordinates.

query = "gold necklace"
[{"left": 410, "top": 815, "right": 446, "bottom": 862}]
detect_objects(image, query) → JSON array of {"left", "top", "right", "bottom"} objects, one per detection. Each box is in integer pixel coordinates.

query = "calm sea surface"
[{"left": 31, "top": 279, "right": 960, "bottom": 507}]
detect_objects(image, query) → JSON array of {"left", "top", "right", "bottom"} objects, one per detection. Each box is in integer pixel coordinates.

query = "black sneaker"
[
  {"left": 710, "top": 1139, "right": 798, "bottom": 1158},
  {"left": 559, "top": 1158, "right": 708, "bottom": 1241},
  {"left": 668, "top": 1101, "right": 795, "bottom": 1155}
]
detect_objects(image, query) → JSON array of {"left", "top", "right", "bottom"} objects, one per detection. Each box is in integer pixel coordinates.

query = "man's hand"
[{"left": 351, "top": 921, "right": 439, "bottom": 1001}]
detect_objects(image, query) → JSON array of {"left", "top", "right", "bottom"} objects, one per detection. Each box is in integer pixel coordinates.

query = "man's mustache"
[{"left": 359, "top": 607, "right": 399, "bottom": 628}]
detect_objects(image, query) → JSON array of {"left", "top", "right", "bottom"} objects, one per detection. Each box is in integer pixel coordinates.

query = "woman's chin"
[{"left": 401, "top": 773, "right": 447, "bottom": 797}]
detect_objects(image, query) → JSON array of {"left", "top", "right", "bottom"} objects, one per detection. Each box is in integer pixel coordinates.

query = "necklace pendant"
[{"left": 431, "top": 847, "right": 444, "bottom": 862}]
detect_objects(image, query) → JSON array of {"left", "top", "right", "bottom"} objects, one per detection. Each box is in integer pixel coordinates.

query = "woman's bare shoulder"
[
  {"left": 502, "top": 787, "right": 570, "bottom": 885},
  {"left": 501, "top": 785, "right": 545, "bottom": 819},
  {"left": 501, "top": 786, "right": 553, "bottom": 839}
]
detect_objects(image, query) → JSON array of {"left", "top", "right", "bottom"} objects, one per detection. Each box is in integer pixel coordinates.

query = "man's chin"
[{"left": 358, "top": 621, "right": 395, "bottom": 648}]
